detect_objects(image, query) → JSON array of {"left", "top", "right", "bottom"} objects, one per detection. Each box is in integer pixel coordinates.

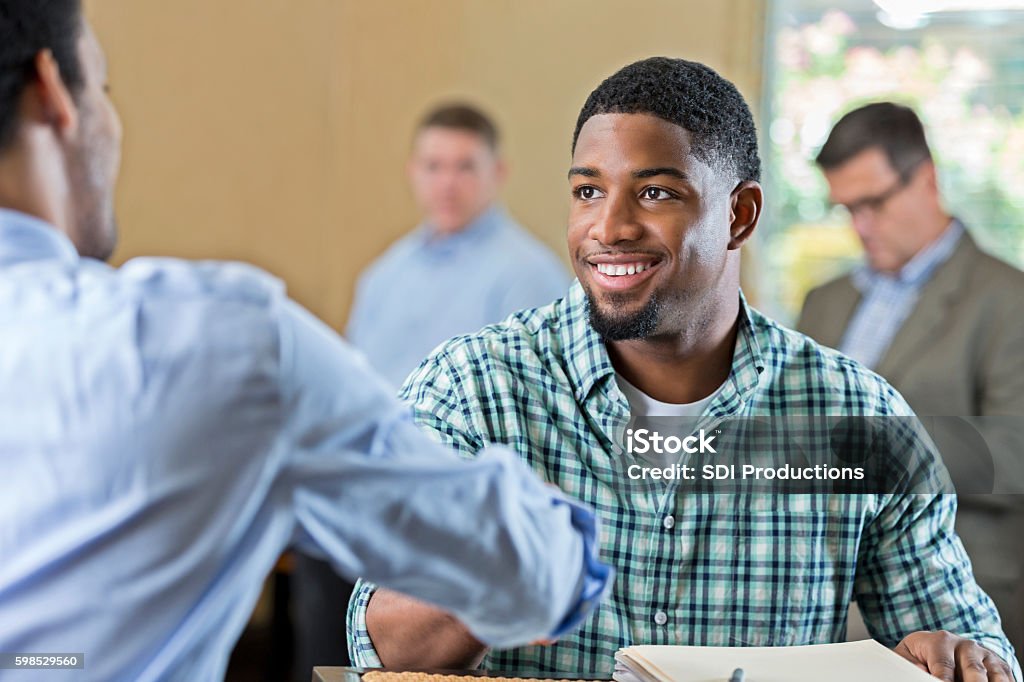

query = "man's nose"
[
  {"left": 850, "top": 210, "right": 875, "bottom": 241},
  {"left": 588, "top": 192, "right": 644, "bottom": 245}
]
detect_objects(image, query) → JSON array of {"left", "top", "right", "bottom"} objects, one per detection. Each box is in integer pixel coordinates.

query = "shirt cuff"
[{"left": 547, "top": 496, "right": 613, "bottom": 639}]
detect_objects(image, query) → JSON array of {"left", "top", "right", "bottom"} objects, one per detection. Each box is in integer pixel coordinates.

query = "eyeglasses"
[
  {"left": 837, "top": 175, "right": 910, "bottom": 218},
  {"left": 834, "top": 158, "right": 927, "bottom": 218}
]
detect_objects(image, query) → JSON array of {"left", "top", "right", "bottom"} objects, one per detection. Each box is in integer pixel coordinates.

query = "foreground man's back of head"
[{"left": 0, "top": 2, "right": 610, "bottom": 678}]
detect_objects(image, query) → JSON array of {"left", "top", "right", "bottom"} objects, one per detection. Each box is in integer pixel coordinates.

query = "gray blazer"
[{"left": 798, "top": 231, "right": 1024, "bottom": 417}]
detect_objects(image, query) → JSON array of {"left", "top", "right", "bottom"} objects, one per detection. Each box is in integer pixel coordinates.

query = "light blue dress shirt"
[
  {"left": 840, "top": 219, "right": 964, "bottom": 369},
  {"left": 346, "top": 206, "right": 570, "bottom": 387},
  {"left": 0, "top": 209, "right": 609, "bottom": 681}
]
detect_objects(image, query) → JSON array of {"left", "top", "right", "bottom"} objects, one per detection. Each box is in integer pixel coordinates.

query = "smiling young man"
[{"left": 348, "top": 58, "right": 1020, "bottom": 680}]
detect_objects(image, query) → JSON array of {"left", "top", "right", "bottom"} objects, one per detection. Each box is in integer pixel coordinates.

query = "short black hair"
[
  {"left": 416, "top": 102, "right": 499, "bottom": 151},
  {"left": 816, "top": 102, "right": 932, "bottom": 180},
  {"left": 572, "top": 57, "right": 761, "bottom": 183},
  {"left": 0, "top": 0, "right": 85, "bottom": 151}
]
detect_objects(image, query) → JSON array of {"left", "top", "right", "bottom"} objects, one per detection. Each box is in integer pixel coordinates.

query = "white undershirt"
[{"left": 615, "top": 372, "right": 725, "bottom": 418}]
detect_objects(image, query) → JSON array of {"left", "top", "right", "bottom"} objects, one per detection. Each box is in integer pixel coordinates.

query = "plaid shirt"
[{"left": 348, "top": 282, "right": 1019, "bottom": 678}]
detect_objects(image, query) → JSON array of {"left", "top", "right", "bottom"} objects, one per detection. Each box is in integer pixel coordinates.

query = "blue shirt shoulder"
[{"left": 347, "top": 206, "right": 570, "bottom": 387}]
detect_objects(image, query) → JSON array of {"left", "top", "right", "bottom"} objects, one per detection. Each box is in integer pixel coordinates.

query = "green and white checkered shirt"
[{"left": 348, "top": 282, "right": 1019, "bottom": 678}]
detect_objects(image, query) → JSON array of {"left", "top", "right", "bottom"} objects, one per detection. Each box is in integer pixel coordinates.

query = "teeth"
[{"left": 596, "top": 262, "right": 651, "bottom": 276}]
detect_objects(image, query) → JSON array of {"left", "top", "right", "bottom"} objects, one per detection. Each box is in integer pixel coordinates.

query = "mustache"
[{"left": 579, "top": 249, "right": 663, "bottom": 260}]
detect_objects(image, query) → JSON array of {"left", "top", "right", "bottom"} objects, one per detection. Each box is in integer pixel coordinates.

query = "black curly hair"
[
  {"left": 572, "top": 57, "right": 761, "bottom": 183},
  {"left": 0, "top": 0, "right": 85, "bottom": 151}
]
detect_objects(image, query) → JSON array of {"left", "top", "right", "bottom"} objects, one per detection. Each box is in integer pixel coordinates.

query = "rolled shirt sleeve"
[{"left": 277, "top": 300, "right": 611, "bottom": 650}]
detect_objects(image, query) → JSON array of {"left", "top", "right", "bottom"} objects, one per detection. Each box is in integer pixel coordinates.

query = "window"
[{"left": 760, "top": 0, "right": 1024, "bottom": 321}]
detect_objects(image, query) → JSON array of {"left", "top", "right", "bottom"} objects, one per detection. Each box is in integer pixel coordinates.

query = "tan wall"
[{"left": 89, "top": 0, "right": 765, "bottom": 331}]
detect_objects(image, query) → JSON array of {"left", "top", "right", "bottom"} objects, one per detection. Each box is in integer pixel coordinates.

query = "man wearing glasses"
[{"left": 798, "top": 101, "right": 1024, "bottom": 653}]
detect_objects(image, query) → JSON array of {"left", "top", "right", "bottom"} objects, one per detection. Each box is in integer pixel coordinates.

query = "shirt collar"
[
  {"left": 852, "top": 218, "right": 964, "bottom": 291},
  {"left": 0, "top": 208, "right": 80, "bottom": 268},
  {"left": 413, "top": 204, "right": 505, "bottom": 255},
  {"left": 560, "top": 281, "right": 615, "bottom": 404},
  {"left": 559, "top": 280, "right": 765, "bottom": 409},
  {"left": 726, "top": 291, "right": 767, "bottom": 403}
]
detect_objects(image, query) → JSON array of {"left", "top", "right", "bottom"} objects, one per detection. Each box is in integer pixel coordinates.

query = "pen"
[{"left": 729, "top": 669, "right": 745, "bottom": 682}]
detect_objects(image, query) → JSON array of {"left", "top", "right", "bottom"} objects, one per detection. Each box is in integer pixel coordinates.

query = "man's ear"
[
  {"left": 28, "top": 49, "right": 79, "bottom": 139},
  {"left": 919, "top": 159, "right": 939, "bottom": 195},
  {"left": 493, "top": 156, "right": 508, "bottom": 188},
  {"left": 728, "top": 180, "right": 762, "bottom": 250}
]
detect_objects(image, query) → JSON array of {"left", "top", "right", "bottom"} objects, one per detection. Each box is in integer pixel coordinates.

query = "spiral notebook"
[{"left": 613, "top": 640, "right": 937, "bottom": 682}]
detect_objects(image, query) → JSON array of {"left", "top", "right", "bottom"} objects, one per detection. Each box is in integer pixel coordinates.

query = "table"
[{"left": 312, "top": 668, "right": 609, "bottom": 682}]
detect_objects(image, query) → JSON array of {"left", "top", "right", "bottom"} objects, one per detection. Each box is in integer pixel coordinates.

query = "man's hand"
[{"left": 894, "top": 631, "right": 1014, "bottom": 681}]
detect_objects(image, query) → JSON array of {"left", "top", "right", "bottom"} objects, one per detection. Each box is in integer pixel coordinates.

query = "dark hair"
[
  {"left": 816, "top": 102, "right": 932, "bottom": 180},
  {"left": 572, "top": 57, "right": 761, "bottom": 183},
  {"left": 416, "top": 102, "right": 499, "bottom": 151},
  {"left": 0, "top": 0, "right": 84, "bottom": 151}
]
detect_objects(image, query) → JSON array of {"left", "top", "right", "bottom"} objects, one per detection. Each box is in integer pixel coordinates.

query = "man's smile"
[{"left": 585, "top": 254, "right": 662, "bottom": 291}]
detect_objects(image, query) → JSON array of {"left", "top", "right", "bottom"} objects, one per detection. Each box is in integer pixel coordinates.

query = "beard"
[{"left": 584, "top": 288, "right": 664, "bottom": 341}]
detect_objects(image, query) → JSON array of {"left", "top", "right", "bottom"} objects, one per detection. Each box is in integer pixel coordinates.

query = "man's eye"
[
  {"left": 642, "top": 187, "right": 673, "bottom": 200},
  {"left": 574, "top": 186, "right": 602, "bottom": 200}
]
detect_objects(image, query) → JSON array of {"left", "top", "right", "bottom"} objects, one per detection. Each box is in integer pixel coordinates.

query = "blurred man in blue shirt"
[
  {"left": 0, "top": 3, "right": 609, "bottom": 680},
  {"left": 308, "top": 104, "right": 571, "bottom": 673},
  {"left": 346, "top": 103, "right": 569, "bottom": 387}
]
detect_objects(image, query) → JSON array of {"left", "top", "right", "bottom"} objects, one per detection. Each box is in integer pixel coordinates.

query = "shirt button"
[
  {"left": 663, "top": 515, "right": 675, "bottom": 530},
  {"left": 654, "top": 610, "right": 668, "bottom": 626}
]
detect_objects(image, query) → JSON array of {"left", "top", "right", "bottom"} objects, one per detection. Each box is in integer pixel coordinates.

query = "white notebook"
[{"left": 614, "top": 640, "right": 937, "bottom": 682}]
